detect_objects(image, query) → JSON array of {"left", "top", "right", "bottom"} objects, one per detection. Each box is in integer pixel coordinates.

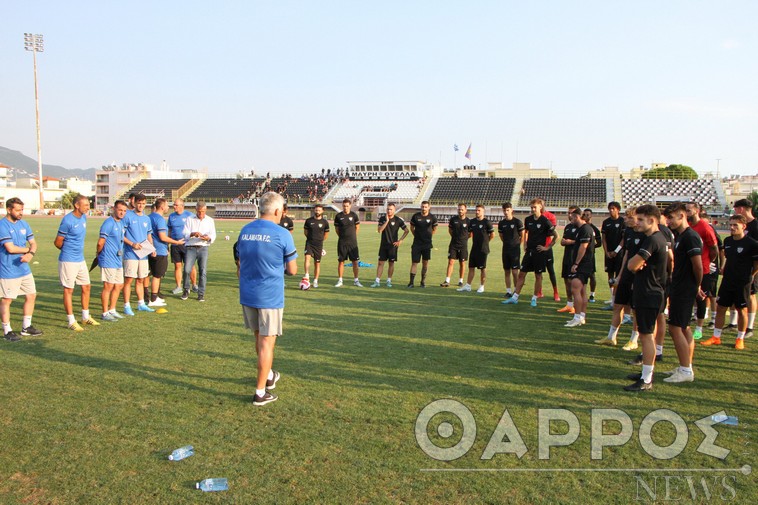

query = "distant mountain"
[{"left": 0, "top": 146, "right": 96, "bottom": 181}]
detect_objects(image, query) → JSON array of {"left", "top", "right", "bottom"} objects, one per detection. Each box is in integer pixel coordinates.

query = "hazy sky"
[{"left": 2, "top": 1, "right": 756, "bottom": 176}]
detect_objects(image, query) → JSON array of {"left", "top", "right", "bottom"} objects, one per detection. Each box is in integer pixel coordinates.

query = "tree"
[
  {"left": 59, "top": 191, "right": 80, "bottom": 209},
  {"left": 641, "top": 164, "right": 698, "bottom": 180},
  {"left": 748, "top": 190, "right": 758, "bottom": 208}
]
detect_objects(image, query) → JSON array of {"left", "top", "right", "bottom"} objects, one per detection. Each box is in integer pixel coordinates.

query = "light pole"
[{"left": 24, "top": 33, "right": 45, "bottom": 212}]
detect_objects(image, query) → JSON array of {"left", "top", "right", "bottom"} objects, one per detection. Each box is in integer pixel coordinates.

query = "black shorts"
[
  {"left": 469, "top": 250, "right": 488, "bottom": 269},
  {"left": 614, "top": 275, "right": 633, "bottom": 306},
  {"left": 561, "top": 257, "right": 574, "bottom": 279},
  {"left": 717, "top": 282, "right": 751, "bottom": 309},
  {"left": 148, "top": 255, "right": 169, "bottom": 279},
  {"left": 412, "top": 246, "right": 432, "bottom": 263},
  {"left": 750, "top": 275, "right": 758, "bottom": 295},
  {"left": 521, "top": 250, "right": 547, "bottom": 273},
  {"left": 668, "top": 289, "right": 697, "bottom": 328},
  {"left": 568, "top": 271, "right": 590, "bottom": 285},
  {"left": 701, "top": 273, "right": 717, "bottom": 296},
  {"left": 635, "top": 307, "right": 661, "bottom": 335},
  {"left": 448, "top": 245, "right": 468, "bottom": 261},
  {"left": 305, "top": 242, "right": 323, "bottom": 263},
  {"left": 502, "top": 247, "right": 520, "bottom": 270},
  {"left": 338, "top": 242, "right": 360, "bottom": 262},
  {"left": 378, "top": 244, "right": 399, "bottom": 262},
  {"left": 605, "top": 254, "right": 624, "bottom": 276},
  {"left": 170, "top": 244, "right": 187, "bottom": 264}
]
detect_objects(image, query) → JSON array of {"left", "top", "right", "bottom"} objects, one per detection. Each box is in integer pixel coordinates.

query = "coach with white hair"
[{"left": 237, "top": 192, "right": 298, "bottom": 406}]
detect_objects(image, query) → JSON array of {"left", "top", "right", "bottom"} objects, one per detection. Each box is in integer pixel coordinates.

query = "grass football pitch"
[{"left": 0, "top": 216, "right": 755, "bottom": 504}]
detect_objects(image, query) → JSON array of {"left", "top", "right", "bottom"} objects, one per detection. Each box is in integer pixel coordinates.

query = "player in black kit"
[
  {"left": 457, "top": 204, "right": 494, "bottom": 293},
  {"left": 441, "top": 204, "right": 470, "bottom": 287},
  {"left": 702, "top": 214, "right": 758, "bottom": 350},
  {"left": 303, "top": 204, "right": 330, "bottom": 288},
  {"left": 558, "top": 206, "right": 580, "bottom": 315},
  {"left": 661, "top": 203, "right": 702, "bottom": 383},
  {"left": 371, "top": 203, "right": 409, "bottom": 288},
  {"left": 602, "top": 201, "right": 625, "bottom": 306},
  {"left": 564, "top": 208, "right": 595, "bottom": 327},
  {"left": 279, "top": 204, "right": 294, "bottom": 233},
  {"left": 408, "top": 201, "right": 438, "bottom": 288},
  {"left": 498, "top": 202, "right": 524, "bottom": 298},
  {"left": 334, "top": 199, "right": 362, "bottom": 287}
]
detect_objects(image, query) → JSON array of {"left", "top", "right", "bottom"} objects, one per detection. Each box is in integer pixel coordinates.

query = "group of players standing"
[{"left": 295, "top": 196, "right": 755, "bottom": 392}]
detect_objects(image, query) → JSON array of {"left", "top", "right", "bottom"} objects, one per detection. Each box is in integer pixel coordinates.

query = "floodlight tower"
[{"left": 24, "top": 33, "right": 45, "bottom": 211}]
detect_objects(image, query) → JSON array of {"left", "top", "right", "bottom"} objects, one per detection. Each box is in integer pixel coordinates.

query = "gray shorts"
[
  {"left": 101, "top": 267, "right": 124, "bottom": 285},
  {"left": 59, "top": 261, "right": 91, "bottom": 288},
  {"left": 242, "top": 305, "right": 283, "bottom": 336},
  {"left": 124, "top": 259, "right": 149, "bottom": 279},
  {"left": 0, "top": 274, "right": 36, "bottom": 299}
]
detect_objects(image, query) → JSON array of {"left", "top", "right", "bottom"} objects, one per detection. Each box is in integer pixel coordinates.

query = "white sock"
[
  {"left": 704, "top": 308, "right": 710, "bottom": 320},
  {"left": 267, "top": 370, "right": 274, "bottom": 380},
  {"left": 641, "top": 364, "right": 654, "bottom": 383},
  {"left": 695, "top": 325, "right": 703, "bottom": 334},
  {"left": 656, "top": 345, "right": 663, "bottom": 355},
  {"left": 579, "top": 312, "right": 586, "bottom": 320},
  {"left": 124, "top": 303, "right": 131, "bottom": 309},
  {"left": 22, "top": 316, "right": 32, "bottom": 328},
  {"left": 608, "top": 325, "right": 620, "bottom": 340},
  {"left": 590, "top": 292, "right": 595, "bottom": 297},
  {"left": 749, "top": 312, "right": 756, "bottom": 329},
  {"left": 304, "top": 273, "right": 309, "bottom": 279},
  {"left": 531, "top": 295, "right": 537, "bottom": 301},
  {"left": 512, "top": 293, "right": 520, "bottom": 301},
  {"left": 567, "top": 301, "right": 574, "bottom": 308},
  {"left": 375, "top": 277, "right": 380, "bottom": 283},
  {"left": 681, "top": 366, "right": 693, "bottom": 374},
  {"left": 445, "top": 277, "right": 450, "bottom": 283},
  {"left": 82, "top": 310, "right": 90, "bottom": 321},
  {"left": 138, "top": 299, "right": 147, "bottom": 306},
  {"left": 255, "top": 388, "right": 266, "bottom": 397},
  {"left": 338, "top": 277, "right": 343, "bottom": 283},
  {"left": 737, "top": 331, "right": 745, "bottom": 340},
  {"left": 506, "top": 288, "right": 512, "bottom": 294},
  {"left": 714, "top": 328, "right": 722, "bottom": 337},
  {"left": 2, "top": 322, "right": 12, "bottom": 333},
  {"left": 66, "top": 314, "right": 76, "bottom": 325},
  {"left": 354, "top": 278, "right": 359, "bottom": 283},
  {"left": 387, "top": 277, "right": 391, "bottom": 283},
  {"left": 459, "top": 278, "right": 464, "bottom": 284},
  {"left": 630, "top": 331, "right": 639, "bottom": 344},
  {"left": 730, "top": 311, "right": 739, "bottom": 325}
]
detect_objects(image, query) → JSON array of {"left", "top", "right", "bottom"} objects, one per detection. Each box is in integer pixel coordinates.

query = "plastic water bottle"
[
  {"left": 196, "top": 478, "right": 228, "bottom": 492},
  {"left": 168, "top": 445, "right": 194, "bottom": 461},
  {"left": 711, "top": 415, "right": 738, "bottom": 426}
]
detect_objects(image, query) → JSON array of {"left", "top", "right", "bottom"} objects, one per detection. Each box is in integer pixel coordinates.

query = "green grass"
[{"left": 0, "top": 216, "right": 755, "bottom": 504}]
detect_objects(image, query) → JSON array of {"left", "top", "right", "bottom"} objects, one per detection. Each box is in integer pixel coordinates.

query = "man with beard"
[
  {"left": 498, "top": 202, "right": 524, "bottom": 298},
  {"left": 371, "top": 203, "right": 409, "bottom": 288},
  {"left": 441, "top": 204, "right": 470, "bottom": 288},
  {"left": 303, "top": 204, "right": 330, "bottom": 288}
]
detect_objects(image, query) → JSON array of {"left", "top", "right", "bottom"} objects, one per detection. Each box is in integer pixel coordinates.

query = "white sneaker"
[
  {"left": 313, "top": 279, "right": 318, "bottom": 288},
  {"left": 457, "top": 284, "right": 472, "bottom": 292},
  {"left": 663, "top": 370, "right": 694, "bottom": 383},
  {"left": 660, "top": 367, "right": 680, "bottom": 375},
  {"left": 334, "top": 280, "right": 343, "bottom": 287},
  {"left": 476, "top": 286, "right": 485, "bottom": 293},
  {"left": 354, "top": 280, "right": 363, "bottom": 287},
  {"left": 565, "top": 318, "right": 584, "bottom": 328},
  {"left": 147, "top": 298, "right": 166, "bottom": 307}
]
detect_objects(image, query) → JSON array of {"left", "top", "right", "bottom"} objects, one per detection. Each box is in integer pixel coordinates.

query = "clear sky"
[{"left": 2, "top": 0, "right": 756, "bottom": 176}]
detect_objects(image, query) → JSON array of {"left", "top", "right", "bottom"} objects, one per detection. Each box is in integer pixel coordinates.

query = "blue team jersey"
[
  {"left": 98, "top": 217, "right": 124, "bottom": 269},
  {"left": 167, "top": 211, "right": 193, "bottom": 241},
  {"left": 238, "top": 219, "right": 298, "bottom": 309},
  {"left": 0, "top": 218, "right": 34, "bottom": 279},
  {"left": 149, "top": 212, "right": 169, "bottom": 256},
  {"left": 56, "top": 212, "right": 87, "bottom": 262},
  {"left": 123, "top": 210, "right": 152, "bottom": 260}
]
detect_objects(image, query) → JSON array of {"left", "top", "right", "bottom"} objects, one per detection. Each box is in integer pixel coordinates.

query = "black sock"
[
  {"left": 421, "top": 266, "right": 428, "bottom": 283},
  {"left": 410, "top": 273, "right": 416, "bottom": 284},
  {"left": 151, "top": 293, "right": 158, "bottom": 302}
]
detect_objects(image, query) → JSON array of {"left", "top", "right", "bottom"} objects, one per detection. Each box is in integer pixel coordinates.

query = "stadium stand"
[
  {"left": 621, "top": 179, "right": 721, "bottom": 207},
  {"left": 187, "top": 178, "right": 257, "bottom": 202},
  {"left": 125, "top": 178, "right": 190, "bottom": 199},
  {"left": 428, "top": 177, "right": 516, "bottom": 206},
  {"left": 518, "top": 178, "right": 607, "bottom": 208}
]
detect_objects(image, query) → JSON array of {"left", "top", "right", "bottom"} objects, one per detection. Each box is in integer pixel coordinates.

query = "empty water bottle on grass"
[
  {"left": 168, "top": 445, "right": 194, "bottom": 461},
  {"left": 711, "top": 414, "right": 738, "bottom": 426},
  {"left": 196, "top": 478, "right": 228, "bottom": 492}
]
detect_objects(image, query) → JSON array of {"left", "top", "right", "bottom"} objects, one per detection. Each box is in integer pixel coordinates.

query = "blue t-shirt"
[
  {"left": 149, "top": 212, "right": 169, "bottom": 257},
  {"left": 0, "top": 218, "right": 34, "bottom": 279},
  {"left": 98, "top": 217, "right": 124, "bottom": 269},
  {"left": 238, "top": 219, "right": 298, "bottom": 309},
  {"left": 167, "top": 211, "right": 193, "bottom": 241},
  {"left": 123, "top": 210, "right": 152, "bottom": 260},
  {"left": 56, "top": 212, "right": 87, "bottom": 262}
]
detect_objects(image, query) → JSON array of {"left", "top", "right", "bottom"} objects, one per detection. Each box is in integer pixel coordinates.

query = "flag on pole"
[
  {"left": 454, "top": 144, "right": 459, "bottom": 152},
  {"left": 465, "top": 143, "right": 472, "bottom": 160}
]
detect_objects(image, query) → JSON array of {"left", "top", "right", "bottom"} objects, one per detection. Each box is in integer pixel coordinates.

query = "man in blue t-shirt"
[
  {"left": 97, "top": 200, "right": 127, "bottom": 322},
  {"left": 238, "top": 192, "right": 298, "bottom": 407},
  {"left": 167, "top": 198, "right": 197, "bottom": 295},
  {"left": 149, "top": 198, "right": 185, "bottom": 306},
  {"left": 55, "top": 194, "right": 100, "bottom": 331},
  {"left": 121, "top": 194, "right": 155, "bottom": 315},
  {"left": 0, "top": 197, "right": 42, "bottom": 341}
]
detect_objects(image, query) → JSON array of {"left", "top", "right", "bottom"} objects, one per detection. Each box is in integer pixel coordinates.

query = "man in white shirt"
[{"left": 182, "top": 201, "right": 216, "bottom": 302}]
